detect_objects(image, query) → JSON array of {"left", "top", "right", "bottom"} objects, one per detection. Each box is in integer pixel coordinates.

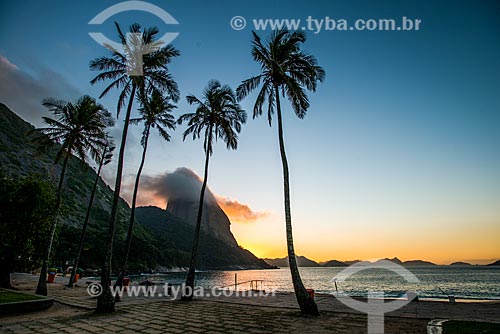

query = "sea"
[{"left": 134, "top": 266, "right": 500, "bottom": 301}]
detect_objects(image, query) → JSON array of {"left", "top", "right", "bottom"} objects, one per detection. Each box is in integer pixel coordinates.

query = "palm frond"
[
  {"left": 178, "top": 80, "right": 246, "bottom": 155},
  {"left": 35, "top": 95, "right": 112, "bottom": 166},
  {"left": 90, "top": 22, "right": 180, "bottom": 120},
  {"left": 236, "top": 75, "right": 262, "bottom": 101},
  {"left": 237, "top": 29, "right": 325, "bottom": 124}
]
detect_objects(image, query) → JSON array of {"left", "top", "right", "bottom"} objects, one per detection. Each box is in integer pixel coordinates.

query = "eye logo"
[
  {"left": 88, "top": 1, "right": 179, "bottom": 76},
  {"left": 332, "top": 260, "right": 420, "bottom": 334}
]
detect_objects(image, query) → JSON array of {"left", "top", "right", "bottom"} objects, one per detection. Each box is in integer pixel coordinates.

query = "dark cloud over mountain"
[
  {"left": 0, "top": 54, "right": 80, "bottom": 126},
  {"left": 138, "top": 167, "right": 268, "bottom": 223}
]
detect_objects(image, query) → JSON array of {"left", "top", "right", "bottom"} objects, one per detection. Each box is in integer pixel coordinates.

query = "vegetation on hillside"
[
  {"left": 0, "top": 103, "right": 269, "bottom": 273},
  {"left": 0, "top": 173, "right": 56, "bottom": 288}
]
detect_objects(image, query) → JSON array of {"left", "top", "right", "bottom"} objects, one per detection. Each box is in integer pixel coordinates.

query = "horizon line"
[{"left": 260, "top": 255, "right": 500, "bottom": 266}]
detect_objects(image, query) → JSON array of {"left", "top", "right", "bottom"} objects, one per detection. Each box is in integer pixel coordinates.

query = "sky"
[{"left": 1, "top": 0, "right": 499, "bottom": 265}]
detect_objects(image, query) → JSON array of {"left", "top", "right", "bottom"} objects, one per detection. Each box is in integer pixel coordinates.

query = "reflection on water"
[{"left": 132, "top": 267, "right": 500, "bottom": 300}]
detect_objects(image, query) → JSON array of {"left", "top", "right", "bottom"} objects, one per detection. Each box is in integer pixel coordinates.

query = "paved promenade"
[
  {"left": 1, "top": 274, "right": 499, "bottom": 333},
  {"left": 1, "top": 298, "right": 429, "bottom": 334}
]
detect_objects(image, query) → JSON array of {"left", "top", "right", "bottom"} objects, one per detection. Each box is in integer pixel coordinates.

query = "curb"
[
  {"left": 427, "top": 319, "right": 448, "bottom": 334},
  {"left": 54, "top": 298, "right": 95, "bottom": 311},
  {"left": 0, "top": 298, "right": 54, "bottom": 315}
]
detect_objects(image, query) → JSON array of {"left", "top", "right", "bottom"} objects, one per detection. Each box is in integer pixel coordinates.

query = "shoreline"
[
  {"left": 7, "top": 273, "right": 500, "bottom": 318},
  {"left": 2, "top": 273, "right": 499, "bottom": 333},
  {"left": 77, "top": 269, "right": 500, "bottom": 303}
]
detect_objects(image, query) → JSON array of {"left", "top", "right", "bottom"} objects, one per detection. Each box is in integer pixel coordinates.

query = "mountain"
[
  {"left": 0, "top": 102, "right": 131, "bottom": 227},
  {"left": 151, "top": 167, "right": 271, "bottom": 269},
  {"left": 0, "top": 103, "right": 270, "bottom": 271},
  {"left": 135, "top": 206, "right": 270, "bottom": 270},
  {"left": 322, "top": 260, "right": 348, "bottom": 267},
  {"left": 263, "top": 256, "right": 320, "bottom": 267},
  {"left": 487, "top": 260, "right": 500, "bottom": 266},
  {"left": 356, "top": 258, "right": 436, "bottom": 266},
  {"left": 449, "top": 261, "right": 472, "bottom": 266},
  {"left": 0, "top": 103, "right": 154, "bottom": 270},
  {"left": 344, "top": 260, "right": 370, "bottom": 266},
  {"left": 167, "top": 197, "right": 238, "bottom": 247},
  {"left": 403, "top": 260, "right": 437, "bottom": 266},
  {"left": 375, "top": 257, "right": 403, "bottom": 265},
  {"left": 372, "top": 257, "right": 436, "bottom": 266}
]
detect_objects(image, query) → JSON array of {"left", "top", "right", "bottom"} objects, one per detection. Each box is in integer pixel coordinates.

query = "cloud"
[
  {"left": 136, "top": 167, "right": 268, "bottom": 223},
  {"left": 137, "top": 167, "right": 216, "bottom": 205},
  {"left": 0, "top": 55, "right": 17, "bottom": 70},
  {"left": 216, "top": 196, "right": 269, "bottom": 223},
  {"left": 0, "top": 54, "right": 80, "bottom": 125}
]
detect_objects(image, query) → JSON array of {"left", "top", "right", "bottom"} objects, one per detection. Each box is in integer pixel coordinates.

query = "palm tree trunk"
[
  {"left": 68, "top": 148, "right": 106, "bottom": 287},
  {"left": 0, "top": 268, "right": 12, "bottom": 289},
  {"left": 182, "top": 129, "right": 212, "bottom": 301},
  {"left": 0, "top": 250, "right": 15, "bottom": 289},
  {"left": 274, "top": 85, "right": 319, "bottom": 316},
  {"left": 115, "top": 125, "right": 150, "bottom": 297},
  {"left": 36, "top": 152, "right": 70, "bottom": 296},
  {"left": 96, "top": 84, "right": 137, "bottom": 313}
]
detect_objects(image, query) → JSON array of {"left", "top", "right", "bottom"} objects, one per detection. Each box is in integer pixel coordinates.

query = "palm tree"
[
  {"left": 90, "top": 22, "right": 179, "bottom": 313},
  {"left": 32, "top": 95, "right": 109, "bottom": 296},
  {"left": 116, "top": 90, "right": 176, "bottom": 290},
  {"left": 68, "top": 137, "right": 115, "bottom": 287},
  {"left": 236, "top": 29, "right": 325, "bottom": 315},
  {"left": 178, "top": 80, "right": 246, "bottom": 300}
]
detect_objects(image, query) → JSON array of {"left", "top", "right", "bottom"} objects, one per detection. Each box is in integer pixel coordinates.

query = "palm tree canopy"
[
  {"left": 178, "top": 80, "right": 247, "bottom": 155},
  {"left": 102, "top": 143, "right": 115, "bottom": 166},
  {"left": 100, "top": 135, "right": 116, "bottom": 166},
  {"left": 89, "top": 22, "right": 180, "bottom": 116},
  {"left": 236, "top": 29, "right": 325, "bottom": 125},
  {"left": 33, "top": 95, "right": 111, "bottom": 164},
  {"left": 130, "top": 90, "right": 177, "bottom": 145}
]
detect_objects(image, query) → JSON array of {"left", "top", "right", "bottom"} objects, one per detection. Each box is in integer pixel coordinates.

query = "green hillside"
[
  {"left": 135, "top": 206, "right": 272, "bottom": 269},
  {"left": 0, "top": 103, "right": 270, "bottom": 272}
]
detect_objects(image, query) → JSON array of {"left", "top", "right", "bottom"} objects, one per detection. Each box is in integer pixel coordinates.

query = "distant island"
[
  {"left": 449, "top": 261, "right": 473, "bottom": 266},
  {"left": 263, "top": 256, "right": 320, "bottom": 267},
  {"left": 322, "top": 260, "right": 349, "bottom": 267},
  {"left": 264, "top": 256, "right": 500, "bottom": 267}
]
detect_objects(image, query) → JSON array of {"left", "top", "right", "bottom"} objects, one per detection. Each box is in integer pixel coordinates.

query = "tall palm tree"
[
  {"left": 178, "top": 80, "right": 246, "bottom": 300},
  {"left": 116, "top": 90, "right": 176, "bottom": 289},
  {"left": 68, "top": 137, "right": 115, "bottom": 287},
  {"left": 236, "top": 29, "right": 325, "bottom": 315},
  {"left": 32, "top": 95, "right": 109, "bottom": 296},
  {"left": 90, "top": 22, "right": 179, "bottom": 313}
]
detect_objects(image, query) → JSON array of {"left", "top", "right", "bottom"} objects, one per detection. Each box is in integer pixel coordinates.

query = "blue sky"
[{"left": 1, "top": 0, "right": 499, "bottom": 263}]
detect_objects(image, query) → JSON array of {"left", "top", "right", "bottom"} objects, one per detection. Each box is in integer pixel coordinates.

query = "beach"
[{"left": 2, "top": 273, "right": 499, "bottom": 333}]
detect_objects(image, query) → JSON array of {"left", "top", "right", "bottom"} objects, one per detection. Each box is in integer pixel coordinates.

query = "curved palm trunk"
[
  {"left": 96, "top": 84, "right": 137, "bottom": 313},
  {"left": 275, "top": 85, "right": 319, "bottom": 316},
  {"left": 68, "top": 148, "right": 107, "bottom": 287},
  {"left": 182, "top": 130, "right": 212, "bottom": 301},
  {"left": 114, "top": 125, "right": 150, "bottom": 298},
  {"left": 36, "top": 152, "right": 70, "bottom": 296}
]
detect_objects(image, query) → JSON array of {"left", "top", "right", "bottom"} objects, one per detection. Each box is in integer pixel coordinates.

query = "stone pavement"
[
  {"left": 1, "top": 299, "right": 429, "bottom": 334},
  {"left": 2, "top": 273, "right": 499, "bottom": 333},
  {"left": 205, "top": 292, "right": 500, "bottom": 323}
]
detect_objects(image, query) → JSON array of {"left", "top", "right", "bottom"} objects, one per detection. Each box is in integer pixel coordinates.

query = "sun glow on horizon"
[
  {"left": 231, "top": 216, "right": 500, "bottom": 265},
  {"left": 117, "top": 170, "right": 500, "bottom": 266}
]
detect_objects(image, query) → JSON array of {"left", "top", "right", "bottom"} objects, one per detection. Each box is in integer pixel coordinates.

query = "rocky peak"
[{"left": 166, "top": 198, "right": 238, "bottom": 247}]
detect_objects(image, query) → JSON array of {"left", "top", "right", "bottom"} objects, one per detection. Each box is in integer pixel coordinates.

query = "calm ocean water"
[{"left": 138, "top": 267, "right": 500, "bottom": 300}]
